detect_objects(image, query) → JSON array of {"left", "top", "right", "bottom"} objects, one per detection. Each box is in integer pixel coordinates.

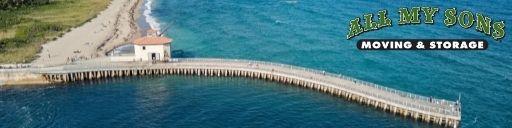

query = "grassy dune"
[{"left": 0, "top": 0, "right": 110, "bottom": 63}]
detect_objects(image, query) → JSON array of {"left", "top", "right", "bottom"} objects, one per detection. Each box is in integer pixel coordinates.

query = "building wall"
[
  {"left": 164, "top": 44, "right": 171, "bottom": 59},
  {"left": 134, "top": 44, "right": 167, "bottom": 61}
]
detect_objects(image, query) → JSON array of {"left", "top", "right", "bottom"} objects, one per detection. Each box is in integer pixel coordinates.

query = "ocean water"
[
  {"left": 1, "top": 0, "right": 512, "bottom": 127},
  {"left": 0, "top": 76, "right": 430, "bottom": 127}
]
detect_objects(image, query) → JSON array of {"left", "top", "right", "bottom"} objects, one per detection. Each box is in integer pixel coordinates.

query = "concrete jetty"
[{"left": 0, "top": 58, "right": 461, "bottom": 127}]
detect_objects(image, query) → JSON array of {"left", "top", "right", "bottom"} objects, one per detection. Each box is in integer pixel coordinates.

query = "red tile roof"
[{"left": 133, "top": 36, "right": 172, "bottom": 45}]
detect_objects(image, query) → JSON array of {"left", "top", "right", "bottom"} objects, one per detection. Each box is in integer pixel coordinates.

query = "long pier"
[{"left": 0, "top": 58, "right": 461, "bottom": 127}]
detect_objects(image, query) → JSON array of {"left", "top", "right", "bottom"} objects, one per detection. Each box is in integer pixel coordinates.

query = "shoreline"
[
  {"left": 31, "top": 0, "right": 144, "bottom": 66},
  {"left": 143, "top": 0, "right": 162, "bottom": 31}
]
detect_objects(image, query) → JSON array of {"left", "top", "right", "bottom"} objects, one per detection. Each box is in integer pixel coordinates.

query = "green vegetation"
[
  {"left": 0, "top": 0, "right": 110, "bottom": 63},
  {"left": 1, "top": 0, "right": 53, "bottom": 9}
]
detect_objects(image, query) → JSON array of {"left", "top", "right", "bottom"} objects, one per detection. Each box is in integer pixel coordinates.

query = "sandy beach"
[{"left": 31, "top": 0, "right": 142, "bottom": 66}]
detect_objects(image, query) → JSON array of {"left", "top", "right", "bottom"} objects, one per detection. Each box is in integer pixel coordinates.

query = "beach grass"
[{"left": 0, "top": 0, "right": 111, "bottom": 63}]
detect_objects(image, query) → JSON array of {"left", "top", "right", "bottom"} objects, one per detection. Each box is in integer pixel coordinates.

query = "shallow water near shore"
[{"left": 1, "top": 0, "right": 512, "bottom": 127}]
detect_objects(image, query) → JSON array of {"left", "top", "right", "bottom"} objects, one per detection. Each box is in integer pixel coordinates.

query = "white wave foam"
[
  {"left": 283, "top": 0, "right": 298, "bottom": 4},
  {"left": 144, "top": 0, "right": 161, "bottom": 31}
]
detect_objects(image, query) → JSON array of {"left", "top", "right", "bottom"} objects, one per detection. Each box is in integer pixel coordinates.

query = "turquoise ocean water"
[{"left": 1, "top": 0, "right": 511, "bottom": 127}]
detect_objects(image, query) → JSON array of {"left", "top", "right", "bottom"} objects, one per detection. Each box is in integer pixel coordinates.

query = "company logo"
[{"left": 346, "top": 7, "right": 505, "bottom": 50}]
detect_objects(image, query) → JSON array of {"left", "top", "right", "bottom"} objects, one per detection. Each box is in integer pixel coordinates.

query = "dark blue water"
[
  {"left": 1, "top": 0, "right": 511, "bottom": 127},
  {"left": 1, "top": 76, "right": 434, "bottom": 127}
]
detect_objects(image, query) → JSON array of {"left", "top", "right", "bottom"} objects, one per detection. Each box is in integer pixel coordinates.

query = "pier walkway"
[{"left": 0, "top": 58, "right": 461, "bottom": 127}]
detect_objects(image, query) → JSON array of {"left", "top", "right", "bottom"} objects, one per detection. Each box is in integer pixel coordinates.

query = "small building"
[{"left": 110, "top": 30, "right": 172, "bottom": 62}]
